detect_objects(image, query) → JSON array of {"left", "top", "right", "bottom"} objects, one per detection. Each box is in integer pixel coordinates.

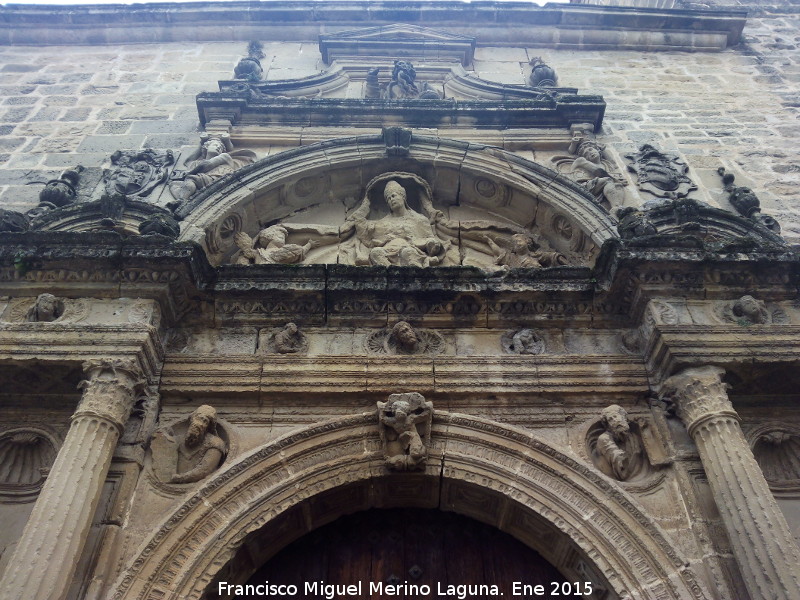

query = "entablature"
[{"left": 0, "top": 1, "right": 746, "bottom": 52}]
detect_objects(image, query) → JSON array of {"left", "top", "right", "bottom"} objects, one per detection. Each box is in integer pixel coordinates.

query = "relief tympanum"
[{"left": 219, "top": 172, "right": 582, "bottom": 271}]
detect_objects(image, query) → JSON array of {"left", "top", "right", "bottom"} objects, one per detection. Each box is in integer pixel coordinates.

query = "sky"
[{"left": 3, "top": 0, "right": 569, "bottom": 5}]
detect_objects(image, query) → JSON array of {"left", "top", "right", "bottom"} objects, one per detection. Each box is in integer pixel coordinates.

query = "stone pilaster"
[
  {"left": 662, "top": 366, "right": 800, "bottom": 600},
  {"left": 0, "top": 359, "right": 144, "bottom": 600}
]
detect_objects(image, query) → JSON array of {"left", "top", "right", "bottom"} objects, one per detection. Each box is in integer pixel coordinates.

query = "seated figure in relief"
[
  {"left": 341, "top": 175, "right": 457, "bottom": 267},
  {"left": 225, "top": 171, "right": 581, "bottom": 271}
]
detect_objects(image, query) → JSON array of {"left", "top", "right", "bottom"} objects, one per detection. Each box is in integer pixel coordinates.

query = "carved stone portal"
[
  {"left": 377, "top": 392, "right": 433, "bottom": 471},
  {"left": 151, "top": 405, "right": 227, "bottom": 485}
]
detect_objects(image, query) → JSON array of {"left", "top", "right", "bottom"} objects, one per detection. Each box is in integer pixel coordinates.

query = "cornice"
[
  {"left": 0, "top": 2, "right": 746, "bottom": 51},
  {"left": 0, "top": 233, "right": 797, "bottom": 328},
  {"left": 645, "top": 325, "right": 800, "bottom": 385},
  {"left": 196, "top": 94, "right": 607, "bottom": 131},
  {"left": 158, "top": 354, "right": 649, "bottom": 397},
  {"left": 0, "top": 323, "right": 163, "bottom": 384}
]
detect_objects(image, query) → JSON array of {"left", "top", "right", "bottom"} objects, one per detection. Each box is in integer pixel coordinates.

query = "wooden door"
[{"left": 242, "top": 508, "right": 565, "bottom": 599}]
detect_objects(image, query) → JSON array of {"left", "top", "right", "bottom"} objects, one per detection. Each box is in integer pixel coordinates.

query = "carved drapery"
[
  {"left": 0, "top": 359, "right": 144, "bottom": 600},
  {"left": 662, "top": 366, "right": 800, "bottom": 600}
]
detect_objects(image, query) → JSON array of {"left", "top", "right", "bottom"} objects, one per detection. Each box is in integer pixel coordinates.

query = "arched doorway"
[
  {"left": 111, "top": 412, "right": 710, "bottom": 600},
  {"left": 224, "top": 508, "right": 566, "bottom": 600}
]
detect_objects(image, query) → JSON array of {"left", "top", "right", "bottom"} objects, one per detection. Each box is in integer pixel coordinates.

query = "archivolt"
[{"left": 111, "top": 412, "right": 709, "bottom": 600}]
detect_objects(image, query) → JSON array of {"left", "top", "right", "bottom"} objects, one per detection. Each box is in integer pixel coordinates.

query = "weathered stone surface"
[{"left": 0, "top": 4, "right": 796, "bottom": 600}]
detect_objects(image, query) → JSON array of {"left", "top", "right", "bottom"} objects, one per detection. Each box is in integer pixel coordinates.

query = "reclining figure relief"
[{"left": 221, "top": 171, "right": 581, "bottom": 270}]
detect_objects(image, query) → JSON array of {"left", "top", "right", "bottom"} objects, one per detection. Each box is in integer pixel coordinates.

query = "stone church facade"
[{"left": 0, "top": 1, "right": 798, "bottom": 599}]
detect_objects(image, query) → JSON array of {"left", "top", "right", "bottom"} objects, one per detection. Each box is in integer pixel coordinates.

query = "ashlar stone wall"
[{"left": 0, "top": 8, "right": 799, "bottom": 238}]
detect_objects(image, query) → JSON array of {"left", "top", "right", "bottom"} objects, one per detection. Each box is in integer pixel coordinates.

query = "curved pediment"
[{"left": 175, "top": 132, "right": 617, "bottom": 271}]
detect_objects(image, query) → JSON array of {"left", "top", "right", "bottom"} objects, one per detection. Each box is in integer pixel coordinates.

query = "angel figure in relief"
[
  {"left": 552, "top": 136, "right": 627, "bottom": 209},
  {"left": 233, "top": 224, "right": 319, "bottom": 265}
]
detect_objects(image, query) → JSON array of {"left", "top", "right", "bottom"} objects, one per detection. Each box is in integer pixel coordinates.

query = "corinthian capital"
[
  {"left": 661, "top": 366, "right": 737, "bottom": 435},
  {"left": 75, "top": 358, "right": 146, "bottom": 430}
]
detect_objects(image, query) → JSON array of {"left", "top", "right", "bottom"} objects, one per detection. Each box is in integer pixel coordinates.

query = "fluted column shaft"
[
  {"left": 0, "top": 360, "right": 143, "bottom": 600},
  {"left": 663, "top": 366, "right": 800, "bottom": 600}
]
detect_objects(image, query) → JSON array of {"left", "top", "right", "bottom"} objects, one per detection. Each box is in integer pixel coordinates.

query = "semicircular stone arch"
[
  {"left": 175, "top": 133, "right": 618, "bottom": 269},
  {"left": 112, "top": 412, "right": 709, "bottom": 600}
]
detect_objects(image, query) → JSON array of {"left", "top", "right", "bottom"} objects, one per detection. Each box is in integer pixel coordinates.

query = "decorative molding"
[
  {"left": 110, "top": 412, "right": 710, "bottom": 600},
  {"left": 0, "top": 3, "right": 746, "bottom": 51}
]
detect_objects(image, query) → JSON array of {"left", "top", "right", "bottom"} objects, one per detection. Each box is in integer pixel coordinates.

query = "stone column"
[
  {"left": 662, "top": 366, "right": 800, "bottom": 600},
  {"left": 0, "top": 359, "right": 144, "bottom": 600}
]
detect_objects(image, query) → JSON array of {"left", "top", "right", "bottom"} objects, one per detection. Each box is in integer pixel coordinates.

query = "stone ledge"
[{"left": 0, "top": 1, "right": 747, "bottom": 51}]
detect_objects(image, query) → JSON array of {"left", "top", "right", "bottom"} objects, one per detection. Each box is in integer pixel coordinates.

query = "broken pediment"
[{"left": 318, "top": 23, "right": 476, "bottom": 66}]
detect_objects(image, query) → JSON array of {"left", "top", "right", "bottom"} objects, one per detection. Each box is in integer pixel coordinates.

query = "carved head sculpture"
[
  {"left": 528, "top": 57, "right": 557, "bottom": 87},
  {"left": 577, "top": 140, "right": 604, "bottom": 165},
  {"left": 27, "top": 293, "right": 63, "bottom": 322},
  {"left": 256, "top": 225, "right": 289, "bottom": 248},
  {"left": 732, "top": 295, "right": 768, "bottom": 325},
  {"left": 391, "top": 321, "right": 419, "bottom": 352},
  {"left": 202, "top": 137, "right": 227, "bottom": 159},
  {"left": 384, "top": 180, "right": 409, "bottom": 214},
  {"left": 185, "top": 404, "right": 217, "bottom": 448},
  {"left": 728, "top": 185, "right": 760, "bottom": 218},
  {"left": 40, "top": 167, "right": 82, "bottom": 207},
  {"left": 392, "top": 60, "right": 417, "bottom": 84},
  {"left": 510, "top": 233, "right": 537, "bottom": 255},
  {"left": 601, "top": 404, "right": 630, "bottom": 440}
]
